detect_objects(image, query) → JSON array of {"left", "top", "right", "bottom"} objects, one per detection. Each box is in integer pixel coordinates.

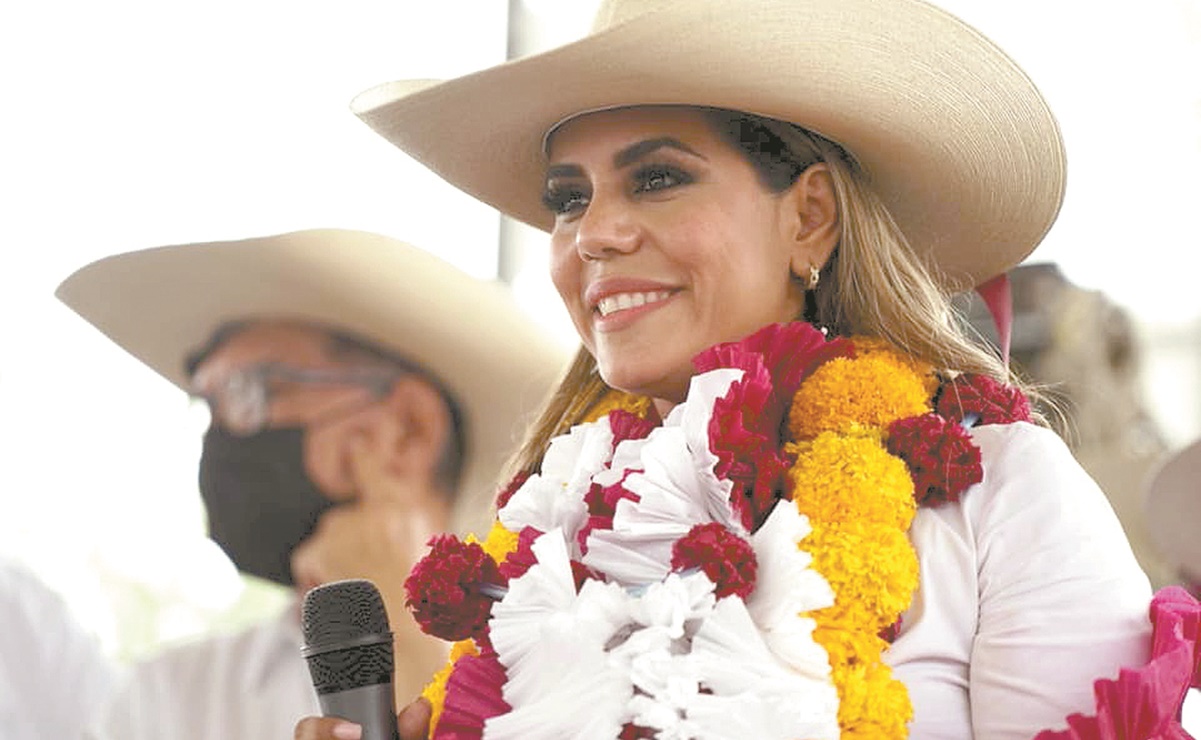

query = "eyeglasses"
[{"left": 190, "top": 362, "right": 401, "bottom": 436}]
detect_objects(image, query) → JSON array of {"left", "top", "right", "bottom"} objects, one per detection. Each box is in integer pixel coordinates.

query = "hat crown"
[{"left": 590, "top": 0, "right": 675, "bottom": 32}]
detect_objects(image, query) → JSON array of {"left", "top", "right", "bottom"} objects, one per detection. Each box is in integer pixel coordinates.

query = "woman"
[{"left": 299, "top": 0, "right": 1200, "bottom": 737}]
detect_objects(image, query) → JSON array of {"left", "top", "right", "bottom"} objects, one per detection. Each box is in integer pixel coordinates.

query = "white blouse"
[{"left": 887, "top": 422, "right": 1153, "bottom": 739}]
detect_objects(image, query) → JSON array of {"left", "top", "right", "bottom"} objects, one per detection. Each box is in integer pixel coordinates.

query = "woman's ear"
[{"left": 782, "top": 162, "right": 840, "bottom": 278}]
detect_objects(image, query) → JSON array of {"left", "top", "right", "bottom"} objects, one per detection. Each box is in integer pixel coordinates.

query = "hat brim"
[
  {"left": 1145, "top": 438, "right": 1201, "bottom": 581},
  {"left": 55, "top": 228, "right": 570, "bottom": 535},
  {"left": 351, "top": 0, "right": 1065, "bottom": 292}
]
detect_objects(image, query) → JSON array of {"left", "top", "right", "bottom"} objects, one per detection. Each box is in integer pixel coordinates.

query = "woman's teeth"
[{"left": 596, "top": 290, "right": 671, "bottom": 317}]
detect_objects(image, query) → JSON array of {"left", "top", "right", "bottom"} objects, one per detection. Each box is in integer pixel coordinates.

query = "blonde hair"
[{"left": 506, "top": 107, "right": 1040, "bottom": 478}]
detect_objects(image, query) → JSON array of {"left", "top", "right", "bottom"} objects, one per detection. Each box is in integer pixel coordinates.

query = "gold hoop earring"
[{"left": 808, "top": 264, "right": 821, "bottom": 290}]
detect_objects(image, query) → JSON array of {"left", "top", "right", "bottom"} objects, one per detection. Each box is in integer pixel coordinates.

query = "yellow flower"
[
  {"left": 583, "top": 389, "right": 651, "bottom": 423},
  {"left": 848, "top": 336, "right": 939, "bottom": 396},
  {"left": 782, "top": 336, "right": 933, "bottom": 738},
  {"left": 789, "top": 350, "right": 932, "bottom": 440},
  {"left": 788, "top": 433, "right": 916, "bottom": 530},
  {"left": 805, "top": 522, "right": 920, "bottom": 631},
  {"left": 834, "top": 660, "right": 914, "bottom": 737},
  {"left": 468, "top": 520, "right": 520, "bottom": 565},
  {"left": 421, "top": 638, "right": 480, "bottom": 731},
  {"left": 812, "top": 624, "right": 890, "bottom": 670}
]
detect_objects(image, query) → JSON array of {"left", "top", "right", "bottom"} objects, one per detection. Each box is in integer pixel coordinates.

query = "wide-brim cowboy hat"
[
  {"left": 1145, "top": 438, "right": 1201, "bottom": 583},
  {"left": 55, "top": 228, "right": 570, "bottom": 535},
  {"left": 351, "top": 0, "right": 1065, "bottom": 292}
]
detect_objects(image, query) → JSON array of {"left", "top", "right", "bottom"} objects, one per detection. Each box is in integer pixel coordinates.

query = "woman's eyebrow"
[
  {"left": 614, "top": 137, "right": 705, "bottom": 168},
  {"left": 545, "top": 137, "right": 705, "bottom": 180}
]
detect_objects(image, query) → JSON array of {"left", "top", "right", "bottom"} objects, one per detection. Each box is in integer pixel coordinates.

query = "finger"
[
  {"left": 397, "top": 697, "right": 433, "bottom": 740},
  {"left": 294, "top": 716, "right": 362, "bottom": 740}
]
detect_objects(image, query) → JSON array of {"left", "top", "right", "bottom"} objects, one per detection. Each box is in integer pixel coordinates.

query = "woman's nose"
[{"left": 574, "top": 192, "right": 639, "bottom": 261}]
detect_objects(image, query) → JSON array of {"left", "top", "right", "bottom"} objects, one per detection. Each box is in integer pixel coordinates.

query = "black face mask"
[{"left": 198, "top": 425, "right": 337, "bottom": 586}]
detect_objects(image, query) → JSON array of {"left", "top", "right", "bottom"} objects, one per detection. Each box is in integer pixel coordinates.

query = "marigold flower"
[
  {"left": 805, "top": 523, "right": 920, "bottom": 631},
  {"left": 789, "top": 350, "right": 932, "bottom": 440},
  {"left": 583, "top": 389, "right": 652, "bottom": 423},
  {"left": 671, "top": 522, "right": 759, "bottom": 598},
  {"left": 849, "top": 337, "right": 939, "bottom": 395},
  {"left": 886, "top": 413, "right": 983, "bottom": 506},
  {"left": 467, "top": 520, "right": 521, "bottom": 565},
  {"left": 833, "top": 660, "right": 913, "bottom": 738},
  {"left": 406, "top": 534, "right": 504, "bottom": 641},
  {"left": 788, "top": 433, "right": 916, "bottom": 530},
  {"left": 936, "top": 373, "right": 1032, "bottom": 426}
]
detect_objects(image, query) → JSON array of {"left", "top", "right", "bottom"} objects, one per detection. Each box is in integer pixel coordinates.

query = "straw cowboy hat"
[
  {"left": 1145, "top": 438, "right": 1201, "bottom": 584},
  {"left": 350, "top": 0, "right": 1065, "bottom": 292},
  {"left": 55, "top": 228, "right": 569, "bottom": 535}
]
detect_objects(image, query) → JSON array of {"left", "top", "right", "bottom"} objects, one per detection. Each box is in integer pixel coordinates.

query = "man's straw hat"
[{"left": 56, "top": 228, "right": 569, "bottom": 534}]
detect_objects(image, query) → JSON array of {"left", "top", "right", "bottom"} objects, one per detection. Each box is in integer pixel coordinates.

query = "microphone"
[{"left": 301, "top": 579, "right": 399, "bottom": 740}]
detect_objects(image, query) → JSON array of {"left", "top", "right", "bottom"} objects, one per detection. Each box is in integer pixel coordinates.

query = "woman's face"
[{"left": 545, "top": 106, "right": 810, "bottom": 409}]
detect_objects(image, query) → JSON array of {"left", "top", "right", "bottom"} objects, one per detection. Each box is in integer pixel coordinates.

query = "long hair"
[{"left": 505, "top": 106, "right": 1040, "bottom": 480}]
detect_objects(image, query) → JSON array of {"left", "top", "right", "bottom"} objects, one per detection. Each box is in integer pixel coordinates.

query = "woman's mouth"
[{"left": 596, "top": 290, "right": 673, "bottom": 317}]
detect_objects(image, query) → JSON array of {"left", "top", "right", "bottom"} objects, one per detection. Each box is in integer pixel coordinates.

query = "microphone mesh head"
[{"left": 302, "top": 579, "right": 390, "bottom": 648}]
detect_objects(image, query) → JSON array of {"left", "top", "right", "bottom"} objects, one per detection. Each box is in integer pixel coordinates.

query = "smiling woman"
[
  {"left": 546, "top": 107, "right": 826, "bottom": 410},
  {"left": 287, "top": 0, "right": 1201, "bottom": 738}
]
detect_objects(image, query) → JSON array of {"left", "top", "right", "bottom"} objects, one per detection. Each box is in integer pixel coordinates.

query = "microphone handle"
[{"left": 317, "top": 684, "right": 399, "bottom": 740}]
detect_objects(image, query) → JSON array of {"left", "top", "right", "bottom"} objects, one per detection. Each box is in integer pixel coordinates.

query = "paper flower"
[
  {"left": 886, "top": 412, "right": 983, "bottom": 506},
  {"left": 406, "top": 535, "right": 504, "bottom": 642},
  {"left": 671, "top": 522, "right": 758, "bottom": 599},
  {"left": 935, "top": 373, "right": 1033, "bottom": 426}
]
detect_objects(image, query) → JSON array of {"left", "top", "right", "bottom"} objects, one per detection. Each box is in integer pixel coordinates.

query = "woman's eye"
[
  {"left": 634, "top": 165, "right": 691, "bottom": 194},
  {"left": 542, "top": 184, "right": 589, "bottom": 216}
]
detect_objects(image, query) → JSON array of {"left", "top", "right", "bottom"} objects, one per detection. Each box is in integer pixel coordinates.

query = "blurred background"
[{"left": 1, "top": 0, "right": 1199, "bottom": 665}]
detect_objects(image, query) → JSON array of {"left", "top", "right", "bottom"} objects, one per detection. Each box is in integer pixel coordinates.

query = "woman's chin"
[{"left": 598, "top": 363, "right": 689, "bottom": 406}]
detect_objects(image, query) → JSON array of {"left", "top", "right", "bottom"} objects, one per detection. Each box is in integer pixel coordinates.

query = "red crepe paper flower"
[
  {"left": 696, "top": 323, "right": 853, "bottom": 530},
  {"left": 1032, "top": 587, "right": 1201, "bottom": 740},
  {"left": 500, "top": 526, "right": 596, "bottom": 590},
  {"left": 695, "top": 321, "right": 852, "bottom": 394},
  {"left": 405, "top": 535, "right": 504, "bottom": 641},
  {"left": 671, "top": 522, "right": 758, "bottom": 599},
  {"left": 886, "top": 413, "right": 983, "bottom": 507},
  {"left": 579, "top": 471, "right": 642, "bottom": 555},
  {"left": 936, "top": 374, "right": 1032, "bottom": 426},
  {"left": 498, "top": 526, "right": 543, "bottom": 581},
  {"left": 433, "top": 645, "right": 510, "bottom": 740},
  {"left": 494, "top": 470, "right": 531, "bottom": 510},
  {"left": 610, "top": 408, "right": 656, "bottom": 447}
]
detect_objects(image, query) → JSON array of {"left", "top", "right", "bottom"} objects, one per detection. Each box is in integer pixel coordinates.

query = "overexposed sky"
[{"left": 1, "top": 0, "right": 1199, "bottom": 658}]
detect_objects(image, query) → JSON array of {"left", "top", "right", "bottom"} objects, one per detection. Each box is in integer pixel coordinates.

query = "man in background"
[{"left": 56, "top": 229, "right": 566, "bottom": 739}]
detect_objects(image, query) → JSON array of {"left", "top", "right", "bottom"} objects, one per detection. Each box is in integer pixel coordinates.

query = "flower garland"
[{"left": 406, "top": 322, "right": 1027, "bottom": 739}]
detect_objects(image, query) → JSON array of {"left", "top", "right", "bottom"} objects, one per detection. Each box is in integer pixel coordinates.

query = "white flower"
[
  {"left": 486, "top": 532, "right": 634, "bottom": 739},
  {"left": 687, "top": 598, "right": 841, "bottom": 739},
  {"left": 581, "top": 369, "right": 747, "bottom": 585},
  {"left": 498, "top": 418, "right": 614, "bottom": 549},
  {"left": 747, "top": 502, "right": 836, "bottom": 678}
]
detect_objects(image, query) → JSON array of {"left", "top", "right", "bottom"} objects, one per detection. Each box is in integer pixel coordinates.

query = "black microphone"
[{"left": 301, "top": 579, "right": 399, "bottom": 740}]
